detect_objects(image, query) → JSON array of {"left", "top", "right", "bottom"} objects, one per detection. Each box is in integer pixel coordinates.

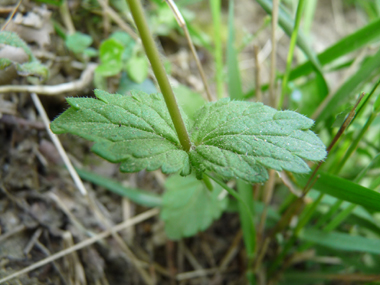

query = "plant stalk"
[
  {"left": 278, "top": 0, "right": 305, "bottom": 109},
  {"left": 126, "top": 0, "right": 191, "bottom": 152},
  {"left": 210, "top": 0, "right": 224, "bottom": 99}
]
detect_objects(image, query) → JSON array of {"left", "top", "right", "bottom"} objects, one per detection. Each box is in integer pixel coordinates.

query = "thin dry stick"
[
  {"left": 302, "top": 92, "right": 366, "bottom": 194},
  {"left": 0, "top": 208, "right": 159, "bottom": 284},
  {"left": 103, "top": 0, "right": 110, "bottom": 37},
  {"left": 165, "top": 0, "right": 213, "bottom": 102},
  {"left": 0, "top": 224, "right": 26, "bottom": 243},
  {"left": 0, "top": 63, "right": 96, "bottom": 95},
  {"left": 269, "top": 0, "right": 279, "bottom": 107},
  {"left": 311, "top": 48, "right": 368, "bottom": 120},
  {"left": 254, "top": 45, "right": 262, "bottom": 102},
  {"left": 59, "top": 0, "right": 75, "bottom": 34},
  {"left": 97, "top": 0, "right": 138, "bottom": 41},
  {"left": 48, "top": 192, "right": 97, "bottom": 238},
  {"left": 51, "top": 191, "right": 151, "bottom": 284},
  {"left": 257, "top": 169, "right": 276, "bottom": 238},
  {"left": 31, "top": 93, "right": 88, "bottom": 195},
  {"left": 1, "top": 0, "right": 22, "bottom": 31},
  {"left": 85, "top": 192, "right": 154, "bottom": 285},
  {"left": 219, "top": 230, "right": 243, "bottom": 271},
  {"left": 252, "top": 237, "right": 270, "bottom": 273},
  {"left": 176, "top": 268, "right": 219, "bottom": 281},
  {"left": 258, "top": 0, "right": 280, "bottom": 257},
  {"left": 23, "top": 228, "right": 43, "bottom": 255}
]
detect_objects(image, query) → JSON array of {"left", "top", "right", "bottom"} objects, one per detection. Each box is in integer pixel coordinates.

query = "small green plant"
[
  {"left": 50, "top": 0, "right": 326, "bottom": 246},
  {"left": 0, "top": 31, "right": 49, "bottom": 81}
]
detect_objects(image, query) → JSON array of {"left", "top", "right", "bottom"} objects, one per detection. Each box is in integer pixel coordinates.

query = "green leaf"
[
  {"left": 16, "top": 61, "right": 49, "bottom": 79},
  {"left": 0, "top": 58, "right": 13, "bottom": 69},
  {"left": 189, "top": 99, "right": 326, "bottom": 183},
  {"left": 110, "top": 31, "right": 135, "bottom": 59},
  {"left": 297, "top": 172, "right": 380, "bottom": 211},
  {"left": 173, "top": 84, "right": 205, "bottom": 120},
  {"left": 118, "top": 72, "right": 157, "bottom": 95},
  {"left": 126, "top": 56, "right": 149, "bottom": 83},
  {"left": 65, "top": 32, "right": 93, "bottom": 54},
  {"left": 76, "top": 168, "right": 162, "bottom": 207},
  {"left": 51, "top": 90, "right": 191, "bottom": 175},
  {"left": 0, "top": 31, "right": 36, "bottom": 61},
  {"left": 95, "top": 38, "right": 124, "bottom": 77},
  {"left": 0, "top": 31, "right": 48, "bottom": 80},
  {"left": 300, "top": 228, "right": 380, "bottom": 255},
  {"left": 161, "top": 173, "right": 227, "bottom": 239}
]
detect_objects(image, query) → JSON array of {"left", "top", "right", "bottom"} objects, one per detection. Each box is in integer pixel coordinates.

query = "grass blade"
[
  {"left": 210, "top": 0, "right": 224, "bottom": 99},
  {"left": 278, "top": 0, "right": 306, "bottom": 109},
  {"left": 227, "top": 0, "right": 243, "bottom": 101},
  {"left": 297, "top": 172, "right": 380, "bottom": 211},
  {"left": 300, "top": 228, "right": 380, "bottom": 255},
  {"left": 315, "top": 49, "right": 380, "bottom": 125},
  {"left": 76, "top": 168, "right": 162, "bottom": 207},
  {"left": 290, "top": 17, "right": 380, "bottom": 80},
  {"left": 255, "top": 0, "right": 328, "bottom": 95}
]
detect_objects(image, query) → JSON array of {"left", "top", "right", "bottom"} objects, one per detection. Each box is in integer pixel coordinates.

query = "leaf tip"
[
  {"left": 94, "top": 89, "right": 110, "bottom": 104},
  {"left": 66, "top": 97, "right": 81, "bottom": 110}
]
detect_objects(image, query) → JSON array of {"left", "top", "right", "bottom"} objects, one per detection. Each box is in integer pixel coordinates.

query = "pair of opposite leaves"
[{"left": 51, "top": 89, "right": 326, "bottom": 183}]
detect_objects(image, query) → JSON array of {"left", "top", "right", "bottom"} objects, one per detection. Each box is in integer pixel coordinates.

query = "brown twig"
[
  {"left": 1, "top": 0, "right": 22, "bottom": 31},
  {"left": 0, "top": 63, "right": 96, "bottom": 95},
  {"left": 59, "top": 0, "right": 75, "bottom": 34},
  {"left": 0, "top": 208, "right": 159, "bottom": 284},
  {"left": 302, "top": 92, "right": 365, "bottom": 195},
  {"left": 96, "top": 0, "right": 138, "bottom": 41}
]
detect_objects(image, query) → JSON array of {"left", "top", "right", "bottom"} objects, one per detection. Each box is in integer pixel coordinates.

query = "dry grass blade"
[
  {"left": 254, "top": 45, "right": 262, "bottom": 102},
  {"left": 269, "top": 0, "right": 279, "bottom": 107},
  {"left": 31, "top": 93, "right": 88, "bottom": 195},
  {"left": 1, "top": 0, "right": 22, "bottom": 31},
  {"left": 164, "top": 0, "right": 213, "bottom": 102},
  {"left": 0, "top": 208, "right": 159, "bottom": 284},
  {"left": 97, "top": 0, "right": 138, "bottom": 41}
]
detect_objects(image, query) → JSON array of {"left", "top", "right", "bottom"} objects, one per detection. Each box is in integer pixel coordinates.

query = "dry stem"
[
  {"left": 31, "top": 93, "right": 88, "bottom": 195},
  {"left": 0, "top": 208, "right": 159, "bottom": 284},
  {"left": 165, "top": 0, "right": 214, "bottom": 102},
  {"left": 0, "top": 63, "right": 96, "bottom": 95}
]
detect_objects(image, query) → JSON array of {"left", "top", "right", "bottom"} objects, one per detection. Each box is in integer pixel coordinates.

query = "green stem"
[
  {"left": 314, "top": 199, "right": 342, "bottom": 228},
  {"left": 237, "top": 180, "right": 256, "bottom": 260},
  {"left": 335, "top": 112, "right": 377, "bottom": 174},
  {"left": 278, "top": 0, "right": 306, "bottom": 109},
  {"left": 323, "top": 204, "right": 356, "bottom": 232},
  {"left": 210, "top": 0, "right": 224, "bottom": 99},
  {"left": 126, "top": 0, "right": 191, "bottom": 152},
  {"left": 205, "top": 173, "right": 256, "bottom": 255},
  {"left": 269, "top": 192, "right": 323, "bottom": 272},
  {"left": 202, "top": 175, "right": 214, "bottom": 191}
]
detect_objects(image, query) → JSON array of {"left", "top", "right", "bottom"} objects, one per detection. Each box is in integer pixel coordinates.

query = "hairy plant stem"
[{"left": 126, "top": 0, "right": 191, "bottom": 152}]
